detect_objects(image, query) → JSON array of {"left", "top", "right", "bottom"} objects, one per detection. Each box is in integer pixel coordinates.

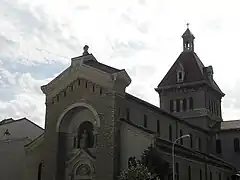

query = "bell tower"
[
  {"left": 182, "top": 23, "right": 195, "bottom": 52},
  {"left": 155, "top": 26, "right": 225, "bottom": 129}
]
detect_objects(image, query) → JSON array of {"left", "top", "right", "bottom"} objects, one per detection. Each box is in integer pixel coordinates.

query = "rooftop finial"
[
  {"left": 83, "top": 45, "right": 89, "bottom": 56},
  {"left": 186, "top": 23, "right": 190, "bottom": 29}
]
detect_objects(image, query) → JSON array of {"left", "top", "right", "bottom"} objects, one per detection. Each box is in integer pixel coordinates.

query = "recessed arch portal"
[
  {"left": 56, "top": 102, "right": 100, "bottom": 132},
  {"left": 55, "top": 102, "right": 100, "bottom": 180}
]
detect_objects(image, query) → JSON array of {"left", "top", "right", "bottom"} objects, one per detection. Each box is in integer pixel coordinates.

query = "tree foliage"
[
  {"left": 119, "top": 158, "right": 155, "bottom": 180},
  {"left": 119, "top": 145, "right": 170, "bottom": 180}
]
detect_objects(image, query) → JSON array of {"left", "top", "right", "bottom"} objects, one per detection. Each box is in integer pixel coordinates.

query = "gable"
[
  {"left": 0, "top": 118, "right": 44, "bottom": 141},
  {"left": 41, "top": 54, "right": 131, "bottom": 98}
]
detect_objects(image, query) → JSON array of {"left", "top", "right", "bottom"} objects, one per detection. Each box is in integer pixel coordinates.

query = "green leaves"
[{"left": 119, "top": 162, "right": 154, "bottom": 180}]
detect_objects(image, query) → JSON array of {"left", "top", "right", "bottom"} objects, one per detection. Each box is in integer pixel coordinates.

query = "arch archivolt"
[{"left": 56, "top": 102, "right": 100, "bottom": 133}]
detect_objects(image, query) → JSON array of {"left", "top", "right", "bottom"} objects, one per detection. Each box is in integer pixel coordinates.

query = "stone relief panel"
[{"left": 66, "top": 154, "right": 96, "bottom": 180}]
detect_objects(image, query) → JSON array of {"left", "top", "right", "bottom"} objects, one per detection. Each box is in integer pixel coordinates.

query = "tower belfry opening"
[{"left": 182, "top": 23, "right": 195, "bottom": 52}]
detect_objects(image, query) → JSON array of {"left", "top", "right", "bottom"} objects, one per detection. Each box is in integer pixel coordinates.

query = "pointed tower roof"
[
  {"left": 182, "top": 28, "right": 195, "bottom": 39},
  {"left": 156, "top": 27, "right": 224, "bottom": 97}
]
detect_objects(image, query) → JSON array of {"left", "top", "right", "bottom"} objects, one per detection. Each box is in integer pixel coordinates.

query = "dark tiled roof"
[
  {"left": 221, "top": 120, "right": 240, "bottom": 130},
  {"left": 182, "top": 28, "right": 195, "bottom": 38},
  {"left": 158, "top": 52, "right": 205, "bottom": 86},
  {"left": 84, "top": 60, "right": 121, "bottom": 74},
  {"left": 210, "top": 79, "right": 224, "bottom": 95},
  {"left": 157, "top": 51, "right": 224, "bottom": 96}
]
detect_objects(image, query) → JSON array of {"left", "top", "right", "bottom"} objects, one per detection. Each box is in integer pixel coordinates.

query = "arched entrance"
[{"left": 56, "top": 102, "right": 100, "bottom": 180}]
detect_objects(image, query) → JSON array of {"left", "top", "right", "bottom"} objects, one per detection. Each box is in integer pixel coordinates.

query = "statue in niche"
[
  {"left": 80, "top": 130, "right": 89, "bottom": 149},
  {"left": 77, "top": 121, "right": 95, "bottom": 149}
]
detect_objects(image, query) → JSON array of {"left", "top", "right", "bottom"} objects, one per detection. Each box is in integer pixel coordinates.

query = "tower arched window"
[
  {"left": 183, "top": 98, "right": 187, "bottom": 111},
  {"left": 234, "top": 138, "right": 240, "bottom": 152},
  {"left": 176, "top": 63, "right": 185, "bottom": 83},
  {"left": 189, "top": 97, "right": 193, "bottom": 110},
  {"left": 198, "top": 138, "right": 202, "bottom": 151},
  {"left": 169, "top": 125, "right": 172, "bottom": 141},
  {"left": 216, "top": 139, "right": 222, "bottom": 153}
]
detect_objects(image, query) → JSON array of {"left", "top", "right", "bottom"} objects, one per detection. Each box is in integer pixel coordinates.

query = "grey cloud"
[
  {"left": 120, "top": 12, "right": 149, "bottom": 34},
  {"left": 222, "top": 79, "right": 240, "bottom": 109},
  {"left": 0, "top": 56, "right": 66, "bottom": 80},
  {"left": 138, "top": 0, "right": 146, "bottom": 5},
  {"left": 1, "top": 0, "right": 80, "bottom": 60},
  {"left": 0, "top": 35, "right": 16, "bottom": 46},
  {"left": 76, "top": 5, "right": 90, "bottom": 11},
  {"left": 126, "top": 65, "right": 157, "bottom": 79},
  {"left": 111, "top": 40, "right": 147, "bottom": 58},
  {"left": 0, "top": 69, "right": 47, "bottom": 126}
]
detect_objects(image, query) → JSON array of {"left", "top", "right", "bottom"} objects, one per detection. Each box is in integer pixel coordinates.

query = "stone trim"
[{"left": 56, "top": 102, "right": 101, "bottom": 132}]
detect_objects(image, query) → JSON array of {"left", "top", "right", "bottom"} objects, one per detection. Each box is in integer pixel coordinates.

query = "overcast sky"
[{"left": 1, "top": 0, "right": 240, "bottom": 127}]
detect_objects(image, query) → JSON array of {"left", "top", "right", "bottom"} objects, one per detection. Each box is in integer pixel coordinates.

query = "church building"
[{"left": 24, "top": 27, "right": 240, "bottom": 180}]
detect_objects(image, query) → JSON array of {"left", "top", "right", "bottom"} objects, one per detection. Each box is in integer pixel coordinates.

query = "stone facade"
[{"left": 24, "top": 28, "right": 240, "bottom": 180}]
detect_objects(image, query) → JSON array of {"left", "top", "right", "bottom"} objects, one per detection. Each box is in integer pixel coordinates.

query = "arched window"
[
  {"left": 176, "top": 63, "right": 184, "bottom": 83},
  {"left": 216, "top": 139, "right": 222, "bottom": 153},
  {"left": 198, "top": 138, "right": 202, "bottom": 151},
  {"left": 73, "top": 137, "right": 77, "bottom": 148},
  {"left": 200, "top": 169, "right": 202, "bottom": 180},
  {"left": 38, "top": 162, "right": 43, "bottom": 180},
  {"left": 183, "top": 99, "right": 187, "bottom": 111},
  {"left": 169, "top": 125, "right": 172, "bottom": 141},
  {"left": 234, "top": 138, "right": 240, "bottom": 152},
  {"left": 188, "top": 166, "right": 191, "bottom": 180},
  {"left": 157, "top": 120, "right": 160, "bottom": 133},
  {"left": 210, "top": 171, "right": 212, "bottom": 180},
  {"left": 219, "top": 172, "right": 221, "bottom": 180},
  {"left": 189, "top": 97, "right": 193, "bottom": 110},
  {"left": 77, "top": 121, "right": 94, "bottom": 149}
]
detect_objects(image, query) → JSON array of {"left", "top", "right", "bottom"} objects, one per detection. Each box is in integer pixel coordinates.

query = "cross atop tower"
[{"left": 186, "top": 23, "right": 190, "bottom": 28}]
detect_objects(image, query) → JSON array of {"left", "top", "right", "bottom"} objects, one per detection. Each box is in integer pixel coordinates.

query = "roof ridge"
[
  {"left": 222, "top": 119, "right": 240, "bottom": 122},
  {"left": 0, "top": 117, "right": 44, "bottom": 130},
  {"left": 0, "top": 117, "right": 25, "bottom": 126}
]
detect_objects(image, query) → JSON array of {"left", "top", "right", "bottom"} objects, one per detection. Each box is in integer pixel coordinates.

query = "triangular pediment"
[{"left": 67, "top": 149, "right": 96, "bottom": 166}]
